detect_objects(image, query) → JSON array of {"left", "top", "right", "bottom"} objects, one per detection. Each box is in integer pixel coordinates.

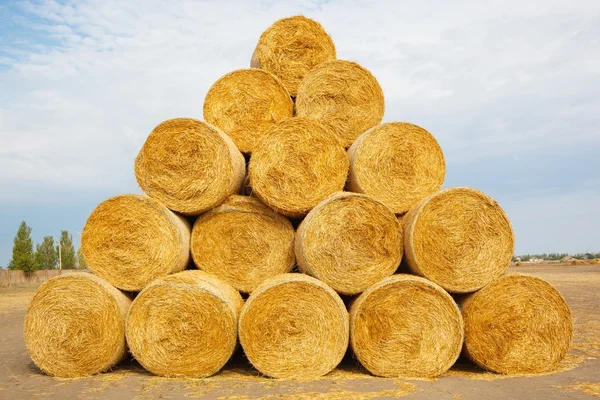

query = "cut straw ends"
[
  {"left": 24, "top": 273, "right": 131, "bottom": 378},
  {"left": 81, "top": 194, "right": 190, "bottom": 291},
  {"left": 126, "top": 270, "right": 243, "bottom": 377},
  {"left": 238, "top": 273, "right": 348, "bottom": 379},
  {"left": 461, "top": 274, "right": 573, "bottom": 374},
  {"left": 134, "top": 118, "right": 245, "bottom": 215}
]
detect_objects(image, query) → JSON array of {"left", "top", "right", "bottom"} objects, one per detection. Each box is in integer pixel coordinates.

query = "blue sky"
[{"left": 1, "top": 0, "right": 599, "bottom": 267}]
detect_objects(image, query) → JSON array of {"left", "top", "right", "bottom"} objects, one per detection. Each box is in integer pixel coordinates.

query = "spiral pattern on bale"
[
  {"left": 204, "top": 69, "right": 293, "bottom": 153},
  {"left": 126, "top": 270, "right": 243, "bottom": 378},
  {"left": 350, "top": 274, "right": 463, "bottom": 378},
  {"left": 403, "top": 187, "right": 514, "bottom": 293},
  {"left": 296, "top": 192, "right": 402, "bottom": 295},
  {"left": 251, "top": 15, "right": 336, "bottom": 97},
  {"left": 248, "top": 117, "right": 349, "bottom": 218},
  {"left": 462, "top": 274, "right": 573, "bottom": 374},
  {"left": 81, "top": 194, "right": 190, "bottom": 292},
  {"left": 347, "top": 122, "right": 445, "bottom": 214},
  {"left": 238, "top": 273, "right": 348, "bottom": 379},
  {"left": 24, "top": 273, "right": 131, "bottom": 378},
  {"left": 191, "top": 195, "right": 295, "bottom": 293},
  {"left": 134, "top": 118, "right": 246, "bottom": 215},
  {"left": 296, "top": 60, "right": 384, "bottom": 147}
]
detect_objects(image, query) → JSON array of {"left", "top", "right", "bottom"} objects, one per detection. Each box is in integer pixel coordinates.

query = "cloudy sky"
[{"left": 1, "top": 0, "right": 599, "bottom": 266}]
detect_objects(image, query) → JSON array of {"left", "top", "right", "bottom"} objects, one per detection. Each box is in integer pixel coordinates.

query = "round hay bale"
[
  {"left": 251, "top": 15, "right": 336, "bottom": 97},
  {"left": 347, "top": 122, "right": 446, "bottom": 214},
  {"left": 238, "top": 273, "right": 348, "bottom": 379},
  {"left": 462, "top": 274, "right": 573, "bottom": 374},
  {"left": 295, "top": 60, "right": 384, "bottom": 147},
  {"left": 126, "top": 270, "right": 243, "bottom": 377},
  {"left": 81, "top": 194, "right": 190, "bottom": 292},
  {"left": 248, "top": 117, "right": 349, "bottom": 218},
  {"left": 24, "top": 273, "right": 131, "bottom": 378},
  {"left": 134, "top": 118, "right": 246, "bottom": 215},
  {"left": 350, "top": 274, "right": 463, "bottom": 378},
  {"left": 203, "top": 69, "right": 294, "bottom": 153},
  {"left": 191, "top": 195, "right": 295, "bottom": 293},
  {"left": 403, "top": 187, "right": 514, "bottom": 293},
  {"left": 296, "top": 192, "right": 402, "bottom": 295}
]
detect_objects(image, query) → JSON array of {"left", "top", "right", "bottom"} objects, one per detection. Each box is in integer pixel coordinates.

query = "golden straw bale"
[
  {"left": 248, "top": 117, "right": 349, "bottom": 218},
  {"left": 238, "top": 273, "right": 348, "bottom": 379},
  {"left": 350, "top": 275, "right": 463, "bottom": 378},
  {"left": 191, "top": 195, "right": 295, "bottom": 293},
  {"left": 203, "top": 69, "right": 294, "bottom": 153},
  {"left": 347, "top": 122, "right": 445, "bottom": 214},
  {"left": 571, "top": 259, "right": 586, "bottom": 265},
  {"left": 462, "top": 274, "right": 573, "bottom": 374},
  {"left": 24, "top": 273, "right": 131, "bottom": 378},
  {"left": 81, "top": 194, "right": 190, "bottom": 292},
  {"left": 296, "top": 60, "right": 384, "bottom": 147},
  {"left": 592, "top": 258, "right": 600, "bottom": 265},
  {"left": 126, "top": 270, "right": 243, "bottom": 378},
  {"left": 251, "top": 15, "right": 336, "bottom": 97},
  {"left": 403, "top": 187, "right": 514, "bottom": 293},
  {"left": 296, "top": 192, "right": 402, "bottom": 295},
  {"left": 134, "top": 118, "right": 245, "bottom": 215}
]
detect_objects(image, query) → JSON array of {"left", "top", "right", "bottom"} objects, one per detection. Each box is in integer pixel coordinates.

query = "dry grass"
[
  {"left": 250, "top": 16, "right": 336, "bottom": 97},
  {"left": 81, "top": 194, "right": 190, "bottom": 291},
  {"left": 403, "top": 187, "right": 514, "bottom": 293},
  {"left": 238, "top": 274, "right": 348, "bottom": 379},
  {"left": 24, "top": 273, "right": 131, "bottom": 378},
  {"left": 126, "top": 270, "right": 243, "bottom": 378},
  {"left": 248, "top": 117, "right": 349, "bottom": 218},
  {"left": 0, "top": 286, "right": 37, "bottom": 312},
  {"left": 134, "top": 118, "right": 245, "bottom": 215},
  {"left": 560, "top": 382, "right": 600, "bottom": 398},
  {"left": 347, "top": 122, "right": 445, "bottom": 214},
  {"left": 204, "top": 69, "right": 293, "bottom": 153},
  {"left": 296, "top": 192, "right": 402, "bottom": 295},
  {"left": 350, "top": 274, "right": 463, "bottom": 378},
  {"left": 296, "top": 60, "right": 384, "bottom": 147},
  {"left": 462, "top": 274, "right": 573, "bottom": 374}
]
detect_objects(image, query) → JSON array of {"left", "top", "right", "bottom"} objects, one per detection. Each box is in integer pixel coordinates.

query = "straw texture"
[
  {"left": 126, "top": 270, "right": 243, "bottom": 378},
  {"left": 296, "top": 60, "right": 384, "bottom": 147},
  {"left": 462, "top": 274, "right": 573, "bottom": 374},
  {"left": 134, "top": 118, "right": 246, "bottom": 215},
  {"left": 81, "top": 194, "right": 190, "bottom": 292},
  {"left": 347, "top": 122, "right": 445, "bottom": 214},
  {"left": 24, "top": 273, "right": 131, "bottom": 378},
  {"left": 403, "top": 187, "right": 514, "bottom": 293},
  {"left": 204, "top": 69, "right": 294, "bottom": 153},
  {"left": 191, "top": 195, "right": 295, "bottom": 293},
  {"left": 238, "top": 273, "right": 348, "bottom": 379},
  {"left": 296, "top": 192, "right": 402, "bottom": 295},
  {"left": 350, "top": 274, "right": 463, "bottom": 378},
  {"left": 251, "top": 15, "right": 336, "bottom": 97},
  {"left": 248, "top": 117, "right": 349, "bottom": 218}
]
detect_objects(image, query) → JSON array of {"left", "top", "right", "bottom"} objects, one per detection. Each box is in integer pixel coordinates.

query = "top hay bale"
[
  {"left": 248, "top": 117, "right": 349, "bottom": 218},
  {"left": 348, "top": 122, "right": 446, "bottom": 214},
  {"left": 251, "top": 15, "right": 336, "bottom": 97},
  {"left": 24, "top": 273, "right": 131, "bottom": 378},
  {"left": 135, "top": 118, "right": 245, "bottom": 215},
  {"left": 204, "top": 69, "right": 294, "bottom": 153},
  {"left": 296, "top": 60, "right": 385, "bottom": 147},
  {"left": 81, "top": 194, "right": 190, "bottom": 292},
  {"left": 403, "top": 187, "right": 514, "bottom": 293}
]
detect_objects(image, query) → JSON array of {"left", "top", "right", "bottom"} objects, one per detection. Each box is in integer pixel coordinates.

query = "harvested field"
[{"left": 1, "top": 265, "right": 599, "bottom": 399}]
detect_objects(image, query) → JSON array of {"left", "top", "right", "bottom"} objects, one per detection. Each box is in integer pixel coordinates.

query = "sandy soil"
[{"left": 1, "top": 265, "right": 599, "bottom": 399}]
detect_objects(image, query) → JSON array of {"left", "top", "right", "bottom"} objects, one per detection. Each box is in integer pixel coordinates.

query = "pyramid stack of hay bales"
[{"left": 24, "top": 14, "right": 572, "bottom": 381}]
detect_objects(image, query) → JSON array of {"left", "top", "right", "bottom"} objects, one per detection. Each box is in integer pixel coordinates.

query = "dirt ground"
[{"left": 1, "top": 265, "right": 599, "bottom": 399}]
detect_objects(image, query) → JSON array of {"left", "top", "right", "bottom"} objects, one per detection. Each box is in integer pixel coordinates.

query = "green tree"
[
  {"left": 76, "top": 247, "right": 88, "bottom": 270},
  {"left": 57, "top": 230, "right": 76, "bottom": 270},
  {"left": 8, "top": 221, "right": 37, "bottom": 273},
  {"left": 35, "top": 236, "right": 58, "bottom": 270}
]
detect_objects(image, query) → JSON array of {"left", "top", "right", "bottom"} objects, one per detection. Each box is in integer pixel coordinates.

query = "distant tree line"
[
  {"left": 4, "top": 221, "right": 87, "bottom": 273},
  {"left": 513, "top": 252, "right": 600, "bottom": 262}
]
